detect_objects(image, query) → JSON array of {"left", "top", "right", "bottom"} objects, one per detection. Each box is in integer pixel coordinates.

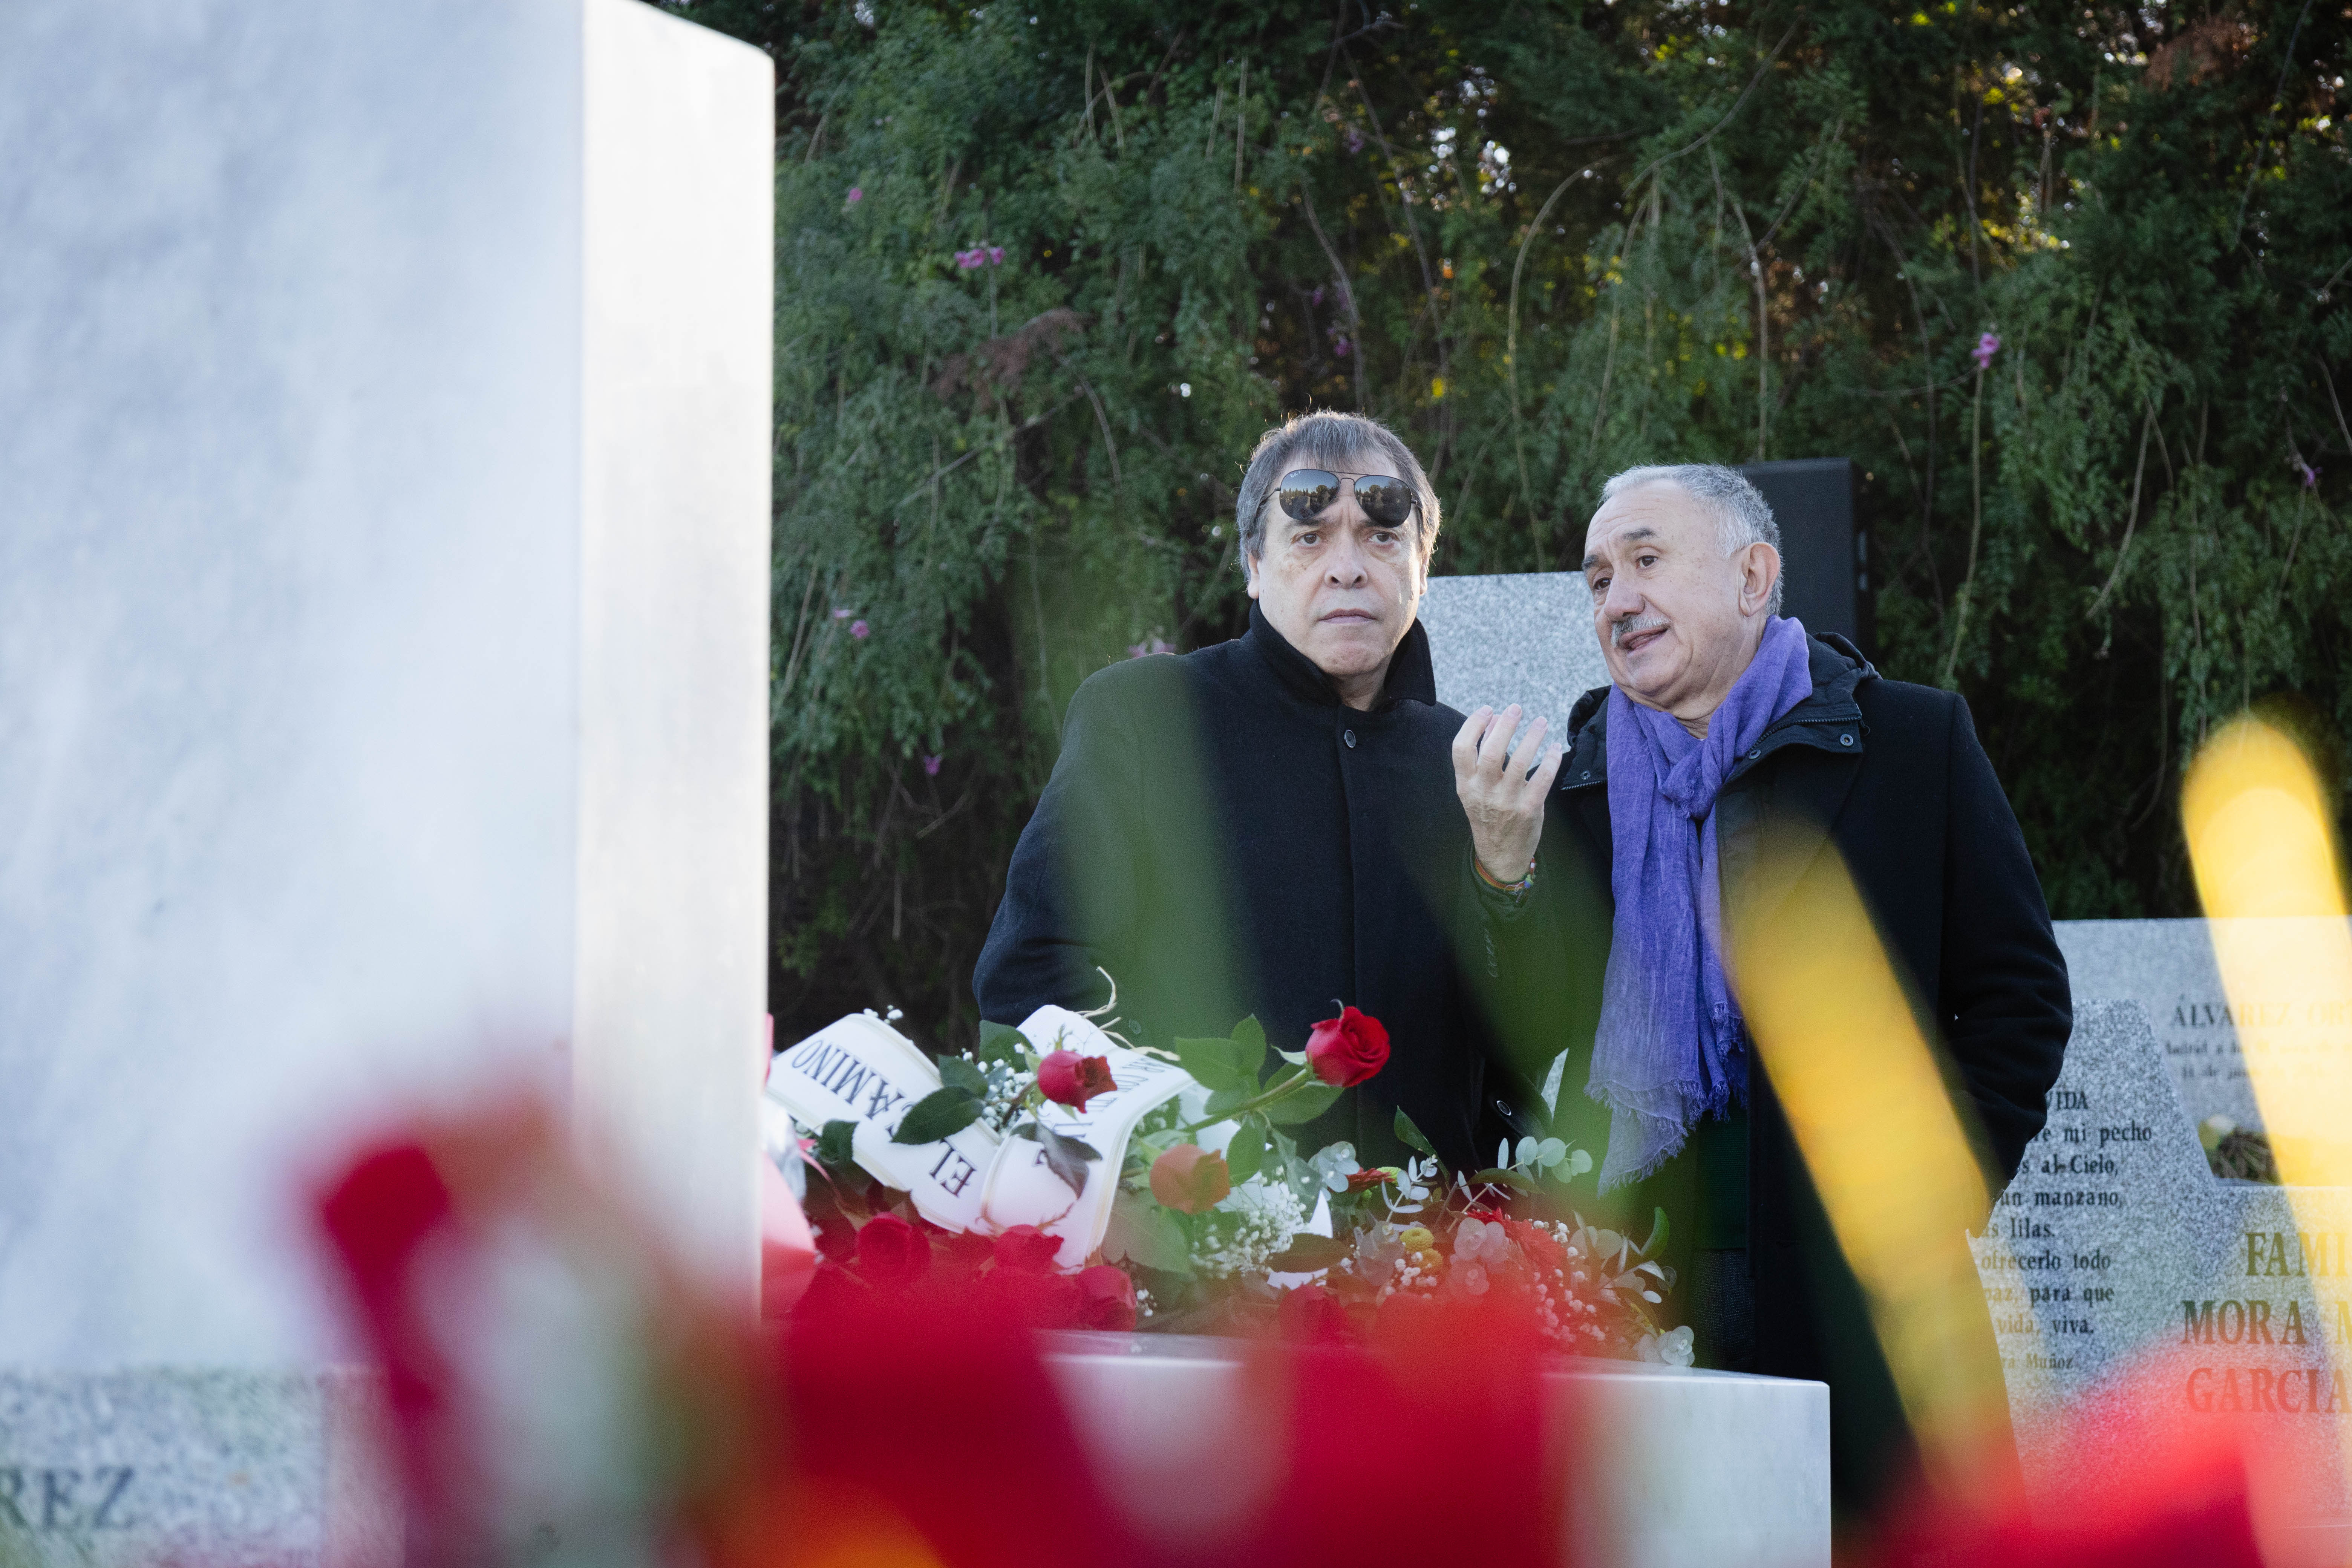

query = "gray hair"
[
  {"left": 1235, "top": 411, "right": 1441, "bottom": 580},
  {"left": 1599, "top": 463, "right": 1784, "bottom": 614}
]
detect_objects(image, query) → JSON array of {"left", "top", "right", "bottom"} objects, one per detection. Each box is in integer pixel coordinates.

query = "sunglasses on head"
[{"left": 1276, "top": 469, "right": 1419, "bottom": 529}]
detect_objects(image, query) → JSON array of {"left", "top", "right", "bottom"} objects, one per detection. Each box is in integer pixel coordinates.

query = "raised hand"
[{"left": 1450, "top": 704, "right": 1565, "bottom": 886}]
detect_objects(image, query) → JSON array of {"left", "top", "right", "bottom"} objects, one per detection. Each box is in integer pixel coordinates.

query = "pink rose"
[{"left": 1149, "top": 1144, "right": 1231, "bottom": 1214}]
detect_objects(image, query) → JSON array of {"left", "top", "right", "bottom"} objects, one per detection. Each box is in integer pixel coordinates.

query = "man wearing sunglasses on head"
[{"left": 975, "top": 410, "right": 1550, "bottom": 1170}]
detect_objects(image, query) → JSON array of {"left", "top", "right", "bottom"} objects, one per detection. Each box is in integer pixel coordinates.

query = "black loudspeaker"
[{"left": 1738, "top": 457, "right": 1871, "bottom": 657}]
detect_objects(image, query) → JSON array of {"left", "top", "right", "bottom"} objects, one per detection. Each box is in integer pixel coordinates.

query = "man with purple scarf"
[{"left": 1453, "top": 463, "right": 2070, "bottom": 1508}]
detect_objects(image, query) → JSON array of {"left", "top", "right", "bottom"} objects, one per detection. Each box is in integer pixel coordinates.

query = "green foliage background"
[{"left": 667, "top": 0, "right": 2352, "bottom": 1047}]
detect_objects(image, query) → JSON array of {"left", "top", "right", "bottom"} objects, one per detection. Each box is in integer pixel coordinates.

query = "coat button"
[
  {"left": 1343, "top": 729, "right": 1357, "bottom": 748},
  {"left": 1579, "top": 769, "right": 1592, "bottom": 780},
  {"left": 1839, "top": 733, "right": 1854, "bottom": 746},
  {"left": 1747, "top": 748, "right": 1761, "bottom": 760}
]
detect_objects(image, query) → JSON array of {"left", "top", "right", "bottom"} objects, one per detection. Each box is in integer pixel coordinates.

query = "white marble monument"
[{"left": 0, "top": 2, "right": 772, "bottom": 1561}]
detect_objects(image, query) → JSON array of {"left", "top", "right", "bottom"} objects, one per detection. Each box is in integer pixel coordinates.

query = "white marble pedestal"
[{"left": 1044, "top": 1333, "right": 1832, "bottom": 1568}]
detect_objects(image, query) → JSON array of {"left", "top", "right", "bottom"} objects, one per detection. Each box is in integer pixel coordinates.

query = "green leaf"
[
  {"left": 937, "top": 1054, "right": 988, "bottom": 1096},
  {"left": 1393, "top": 1107, "right": 1436, "bottom": 1158},
  {"left": 1265, "top": 1234, "right": 1348, "bottom": 1272},
  {"left": 1264, "top": 1081, "right": 1342, "bottom": 1125},
  {"left": 1643, "top": 1206, "right": 1672, "bottom": 1257},
  {"left": 1203, "top": 1084, "right": 1254, "bottom": 1116},
  {"left": 1224, "top": 1118, "right": 1268, "bottom": 1184},
  {"left": 891, "top": 1087, "right": 981, "bottom": 1145},
  {"left": 816, "top": 1119, "right": 859, "bottom": 1169},
  {"left": 1275, "top": 1049, "right": 1308, "bottom": 1066},
  {"left": 1032, "top": 1121, "right": 1102, "bottom": 1197},
  {"left": 1104, "top": 1188, "right": 1191, "bottom": 1272},
  {"left": 1228, "top": 1015, "right": 1268, "bottom": 1076},
  {"left": 977, "top": 1021, "right": 1030, "bottom": 1067},
  {"left": 1173, "top": 1035, "right": 1257, "bottom": 1093}
]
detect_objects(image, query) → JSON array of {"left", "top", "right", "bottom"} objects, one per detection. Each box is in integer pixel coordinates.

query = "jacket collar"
[
  {"left": 1245, "top": 602, "right": 1438, "bottom": 710},
  {"left": 1560, "top": 632, "right": 1876, "bottom": 792}
]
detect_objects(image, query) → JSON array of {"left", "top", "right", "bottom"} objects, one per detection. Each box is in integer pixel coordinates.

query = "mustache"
[{"left": 1610, "top": 613, "right": 1669, "bottom": 647}]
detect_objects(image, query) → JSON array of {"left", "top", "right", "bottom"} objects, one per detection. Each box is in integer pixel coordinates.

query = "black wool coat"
[
  {"left": 974, "top": 604, "right": 1516, "bottom": 1171},
  {"left": 1496, "top": 632, "right": 2072, "bottom": 1502}
]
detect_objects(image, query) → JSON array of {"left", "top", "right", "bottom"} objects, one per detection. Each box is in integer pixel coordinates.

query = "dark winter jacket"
[
  {"left": 1496, "top": 632, "right": 2071, "bottom": 1501},
  {"left": 974, "top": 604, "right": 1518, "bottom": 1170}
]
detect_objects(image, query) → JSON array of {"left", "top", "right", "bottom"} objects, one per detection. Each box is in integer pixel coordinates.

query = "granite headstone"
[
  {"left": 2055, "top": 917, "right": 2352, "bottom": 1134},
  {"left": 1419, "top": 571, "right": 1611, "bottom": 736},
  {"left": 0, "top": 3, "right": 772, "bottom": 1563},
  {"left": 1971, "top": 1000, "right": 2351, "bottom": 1533}
]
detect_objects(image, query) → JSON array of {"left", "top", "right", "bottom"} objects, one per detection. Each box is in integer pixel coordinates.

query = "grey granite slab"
[
  {"left": 2053, "top": 917, "right": 2352, "bottom": 1132},
  {"left": 1972, "top": 1001, "right": 2352, "bottom": 1525},
  {"left": 1419, "top": 572, "right": 1611, "bottom": 733},
  {"left": 0, "top": 1368, "right": 397, "bottom": 1568}
]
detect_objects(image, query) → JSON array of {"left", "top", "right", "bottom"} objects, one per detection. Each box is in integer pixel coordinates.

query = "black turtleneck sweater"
[{"left": 974, "top": 605, "right": 1504, "bottom": 1169}]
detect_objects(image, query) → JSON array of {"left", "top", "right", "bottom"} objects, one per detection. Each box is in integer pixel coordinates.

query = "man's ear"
[
  {"left": 1243, "top": 551, "right": 1262, "bottom": 599},
  {"left": 1741, "top": 542, "right": 1782, "bottom": 616}
]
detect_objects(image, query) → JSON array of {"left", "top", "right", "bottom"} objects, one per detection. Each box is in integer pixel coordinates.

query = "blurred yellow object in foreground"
[
  {"left": 1729, "top": 839, "right": 2006, "bottom": 1493},
  {"left": 2182, "top": 715, "right": 2352, "bottom": 1187},
  {"left": 2182, "top": 714, "right": 2352, "bottom": 1499}
]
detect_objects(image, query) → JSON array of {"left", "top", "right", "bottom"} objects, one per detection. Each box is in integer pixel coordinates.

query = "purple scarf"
[{"left": 1588, "top": 616, "right": 1816, "bottom": 1190}]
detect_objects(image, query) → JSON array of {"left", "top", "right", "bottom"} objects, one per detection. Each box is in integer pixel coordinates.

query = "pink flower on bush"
[
  {"left": 831, "top": 606, "right": 851, "bottom": 619},
  {"left": 850, "top": 620, "right": 870, "bottom": 639},
  {"left": 923, "top": 754, "right": 943, "bottom": 776},
  {"left": 1972, "top": 331, "right": 2000, "bottom": 370},
  {"left": 846, "top": 186, "right": 863, "bottom": 205}
]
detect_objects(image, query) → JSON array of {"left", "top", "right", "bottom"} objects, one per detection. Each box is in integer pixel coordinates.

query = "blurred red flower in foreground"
[{"left": 317, "top": 1093, "right": 2285, "bottom": 1568}]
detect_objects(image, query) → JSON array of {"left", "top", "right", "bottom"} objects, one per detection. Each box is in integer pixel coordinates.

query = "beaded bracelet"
[{"left": 1475, "top": 855, "right": 1538, "bottom": 897}]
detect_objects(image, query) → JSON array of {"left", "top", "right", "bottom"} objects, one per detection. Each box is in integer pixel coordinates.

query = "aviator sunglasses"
[{"left": 1276, "top": 469, "right": 1419, "bottom": 528}]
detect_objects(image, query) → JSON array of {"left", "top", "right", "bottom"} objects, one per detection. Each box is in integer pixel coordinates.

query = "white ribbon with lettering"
[
  {"left": 765, "top": 1012, "right": 998, "bottom": 1230},
  {"left": 977, "top": 1006, "right": 1191, "bottom": 1270},
  {"left": 764, "top": 1005, "right": 1190, "bottom": 1268}
]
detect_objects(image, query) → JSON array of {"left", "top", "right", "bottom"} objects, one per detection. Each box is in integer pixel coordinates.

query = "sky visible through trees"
[{"left": 665, "top": 0, "right": 2352, "bottom": 1047}]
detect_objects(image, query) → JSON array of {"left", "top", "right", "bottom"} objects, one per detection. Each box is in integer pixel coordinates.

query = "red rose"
[
  {"left": 1037, "top": 1050, "right": 1117, "bottom": 1111},
  {"left": 992, "top": 1224, "right": 1064, "bottom": 1274},
  {"left": 1075, "top": 1265, "right": 1138, "bottom": 1331},
  {"left": 1346, "top": 1167, "right": 1395, "bottom": 1192},
  {"left": 1149, "top": 1144, "right": 1232, "bottom": 1214},
  {"left": 1305, "top": 1005, "right": 1390, "bottom": 1087},
  {"left": 981, "top": 1266, "right": 1083, "bottom": 1328},
  {"left": 854, "top": 1213, "right": 931, "bottom": 1288},
  {"left": 1278, "top": 1283, "right": 1349, "bottom": 1344}
]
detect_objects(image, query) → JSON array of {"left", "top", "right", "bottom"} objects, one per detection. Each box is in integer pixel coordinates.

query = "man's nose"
[
  {"left": 1599, "top": 570, "right": 1643, "bottom": 620},
  {"left": 1325, "top": 524, "right": 1368, "bottom": 585}
]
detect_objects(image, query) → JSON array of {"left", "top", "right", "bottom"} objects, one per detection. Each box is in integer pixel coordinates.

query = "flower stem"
[{"left": 1178, "top": 1066, "right": 1315, "bottom": 1134}]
